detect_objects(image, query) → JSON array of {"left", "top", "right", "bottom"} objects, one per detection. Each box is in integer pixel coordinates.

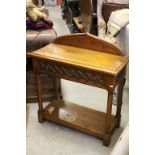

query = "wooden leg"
[
  {"left": 26, "top": 105, "right": 29, "bottom": 128},
  {"left": 58, "top": 79, "right": 63, "bottom": 99},
  {"left": 103, "top": 134, "right": 111, "bottom": 146},
  {"left": 35, "top": 73, "right": 45, "bottom": 123},
  {"left": 115, "top": 78, "right": 125, "bottom": 128},
  {"left": 53, "top": 77, "right": 62, "bottom": 100},
  {"left": 104, "top": 91, "right": 113, "bottom": 146}
]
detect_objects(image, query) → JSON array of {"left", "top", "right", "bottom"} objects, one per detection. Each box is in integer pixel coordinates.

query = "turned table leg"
[
  {"left": 32, "top": 59, "right": 46, "bottom": 123},
  {"left": 53, "top": 77, "right": 62, "bottom": 100},
  {"left": 115, "top": 78, "right": 126, "bottom": 128},
  {"left": 35, "top": 73, "right": 45, "bottom": 123},
  {"left": 103, "top": 90, "right": 113, "bottom": 146}
]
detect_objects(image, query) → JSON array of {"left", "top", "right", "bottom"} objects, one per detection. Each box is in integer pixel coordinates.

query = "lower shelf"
[{"left": 43, "top": 100, "right": 117, "bottom": 138}]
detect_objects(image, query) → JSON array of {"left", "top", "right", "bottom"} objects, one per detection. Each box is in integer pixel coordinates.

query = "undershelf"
[{"left": 43, "top": 100, "right": 117, "bottom": 138}]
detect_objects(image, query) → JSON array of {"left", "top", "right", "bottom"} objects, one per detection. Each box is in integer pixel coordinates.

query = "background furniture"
[
  {"left": 27, "top": 33, "right": 128, "bottom": 146},
  {"left": 102, "top": 2, "right": 129, "bottom": 34},
  {"left": 26, "top": 29, "right": 59, "bottom": 103},
  {"left": 26, "top": 1, "right": 61, "bottom": 103},
  {"left": 100, "top": 2, "right": 129, "bottom": 84},
  {"left": 61, "top": 0, "right": 80, "bottom": 32},
  {"left": 79, "top": 0, "right": 97, "bottom": 35},
  {"left": 102, "top": 3, "right": 129, "bottom": 25},
  {"left": 61, "top": 0, "right": 97, "bottom": 34}
]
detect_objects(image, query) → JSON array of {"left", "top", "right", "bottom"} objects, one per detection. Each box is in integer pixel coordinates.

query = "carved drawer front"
[{"left": 38, "top": 60, "right": 115, "bottom": 90}]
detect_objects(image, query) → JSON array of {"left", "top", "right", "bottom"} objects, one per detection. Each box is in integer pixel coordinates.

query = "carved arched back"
[{"left": 53, "top": 33, "right": 123, "bottom": 56}]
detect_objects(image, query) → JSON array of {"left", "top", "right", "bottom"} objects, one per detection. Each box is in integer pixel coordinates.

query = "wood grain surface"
[
  {"left": 27, "top": 43, "right": 128, "bottom": 75},
  {"left": 43, "top": 100, "right": 117, "bottom": 138},
  {"left": 28, "top": 33, "right": 129, "bottom": 146}
]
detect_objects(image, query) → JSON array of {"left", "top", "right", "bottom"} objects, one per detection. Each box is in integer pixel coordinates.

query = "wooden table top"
[{"left": 27, "top": 43, "right": 128, "bottom": 75}]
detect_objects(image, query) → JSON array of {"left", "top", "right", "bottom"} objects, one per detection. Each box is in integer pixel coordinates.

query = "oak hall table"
[{"left": 27, "top": 33, "right": 128, "bottom": 146}]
